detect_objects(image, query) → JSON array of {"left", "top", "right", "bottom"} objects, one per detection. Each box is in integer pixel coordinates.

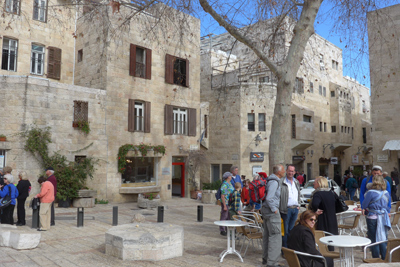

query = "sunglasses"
[{"left": 309, "top": 218, "right": 317, "bottom": 222}]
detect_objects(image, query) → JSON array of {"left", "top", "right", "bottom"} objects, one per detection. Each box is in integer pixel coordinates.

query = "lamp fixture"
[
  {"left": 323, "top": 143, "right": 335, "bottom": 154},
  {"left": 357, "top": 145, "right": 371, "bottom": 155},
  {"left": 255, "top": 133, "right": 263, "bottom": 146}
]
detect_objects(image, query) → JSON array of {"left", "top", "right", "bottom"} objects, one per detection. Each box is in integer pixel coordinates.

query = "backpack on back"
[
  {"left": 228, "top": 189, "right": 238, "bottom": 206},
  {"left": 249, "top": 177, "right": 268, "bottom": 203}
]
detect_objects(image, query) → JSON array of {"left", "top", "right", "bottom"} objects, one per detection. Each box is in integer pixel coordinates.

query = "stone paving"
[{"left": 1, "top": 198, "right": 398, "bottom": 267}]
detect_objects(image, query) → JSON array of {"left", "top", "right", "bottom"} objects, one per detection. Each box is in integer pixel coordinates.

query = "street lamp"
[
  {"left": 255, "top": 134, "right": 263, "bottom": 146},
  {"left": 323, "top": 143, "right": 335, "bottom": 153}
]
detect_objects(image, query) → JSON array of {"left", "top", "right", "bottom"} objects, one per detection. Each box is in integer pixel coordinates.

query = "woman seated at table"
[
  {"left": 362, "top": 175, "right": 391, "bottom": 260},
  {"left": 288, "top": 210, "right": 333, "bottom": 267}
]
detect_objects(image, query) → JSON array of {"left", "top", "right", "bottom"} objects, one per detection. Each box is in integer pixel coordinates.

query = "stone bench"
[
  {"left": 105, "top": 223, "right": 183, "bottom": 261},
  {"left": 73, "top": 190, "right": 97, "bottom": 208},
  {"left": 0, "top": 225, "right": 41, "bottom": 250}
]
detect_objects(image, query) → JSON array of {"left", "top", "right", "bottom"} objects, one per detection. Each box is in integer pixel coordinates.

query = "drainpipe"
[{"left": 72, "top": 3, "right": 78, "bottom": 84}]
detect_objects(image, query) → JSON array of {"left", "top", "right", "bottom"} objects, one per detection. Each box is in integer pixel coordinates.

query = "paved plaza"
[{"left": 0, "top": 198, "right": 397, "bottom": 266}]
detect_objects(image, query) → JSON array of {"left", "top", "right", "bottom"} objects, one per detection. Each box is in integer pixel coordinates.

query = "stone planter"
[
  {"left": 137, "top": 195, "right": 161, "bottom": 209},
  {"left": 202, "top": 191, "right": 217, "bottom": 204},
  {"left": 73, "top": 190, "right": 97, "bottom": 208}
]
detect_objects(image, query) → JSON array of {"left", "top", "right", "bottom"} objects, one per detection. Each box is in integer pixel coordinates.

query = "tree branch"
[
  {"left": 199, "top": 0, "right": 280, "bottom": 75},
  {"left": 289, "top": 0, "right": 304, "bottom": 6}
]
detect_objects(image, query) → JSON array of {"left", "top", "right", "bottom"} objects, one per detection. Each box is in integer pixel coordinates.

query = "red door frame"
[{"left": 172, "top": 162, "right": 185, "bottom": 197}]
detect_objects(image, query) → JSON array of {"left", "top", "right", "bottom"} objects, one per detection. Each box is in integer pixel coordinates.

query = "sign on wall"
[
  {"left": 377, "top": 154, "right": 389, "bottom": 162},
  {"left": 351, "top": 155, "right": 359, "bottom": 164},
  {"left": 330, "top": 157, "right": 338, "bottom": 165},
  {"left": 250, "top": 152, "right": 264, "bottom": 162},
  {"left": 252, "top": 166, "right": 263, "bottom": 176}
]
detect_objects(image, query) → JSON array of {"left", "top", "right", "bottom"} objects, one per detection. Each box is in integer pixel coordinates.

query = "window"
[
  {"left": 204, "top": 115, "right": 208, "bottom": 138},
  {"left": 259, "top": 76, "right": 269, "bottom": 83},
  {"left": 362, "top": 127, "right": 367, "bottom": 143},
  {"left": 303, "top": 115, "right": 312, "bottom": 123},
  {"left": 319, "top": 54, "right": 325, "bottom": 70},
  {"left": 1, "top": 38, "right": 17, "bottom": 71},
  {"left": 121, "top": 157, "right": 156, "bottom": 185},
  {"left": 33, "top": 0, "right": 47, "bottom": 22},
  {"left": 73, "top": 100, "right": 88, "bottom": 124},
  {"left": 294, "top": 77, "right": 304, "bottom": 93},
  {"left": 323, "top": 87, "right": 326, "bottom": 97},
  {"left": 5, "top": 0, "right": 20, "bottom": 14},
  {"left": 31, "top": 44, "right": 45, "bottom": 75},
  {"left": 164, "top": 105, "right": 196, "bottom": 136},
  {"left": 222, "top": 164, "right": 232, "bottom": 174},
  {"left": 78, "top": 49, "right": 83, "bottom": 62},
  {"left": 344, "top": 127, "right": 347, "bottom": 133},
  {"left": 362, "top": 100, "right": 366, "bottom": 113},
  {"left": 0, "top": 150, "right": 6, "bottom": 173},
  {"left": 331, "top": 91, "right": 335, "bottom": 97},
  {"left": 341, "top": 126, "right": 343, "bottom": 133},
  {"left": 248, "top": 113, "right": 255, "bottom": 131},
  {"left": 309, "top": 82, "right": 314, "bottom": 93},
  {"left": 165, "top": 54, "right": 189, "bottom": 87},
  {"left": 331, "top": 126, "right": 336, "bottom": 133},
  {"left": 128, "top": 100, "right": 151, "bottom": 133},
  {"left": 292, "top": 115, "right": 296, "bottom": 138},
  {"left": 351, "top": 127, "right": 354, "bottom": 139},
  {"left": 319, "top": 85, "right": 322, "bottom": 95},
  {"left": 211, "top": 164, "right": 220, "bottom": 182},
  {"left": 47, "top": 46, "right": 62, "bottom": 80},
  {"left": 130, "top": 44, "right": 151, "bottom": 79},
  {"left": 324, "top": 122, "right": 327, "bottom": 132},
  {"left": 332, "top": 60, "right": 339, "bottom": 70},
  {"left": 75, "top": 155, "right": 86, "bottom": 163},
  {"left": 259, "top": 113, "right": 266, "bottom": 131},
  {"left": 320, "top": 122, "right": 323, "bottom": 132}
]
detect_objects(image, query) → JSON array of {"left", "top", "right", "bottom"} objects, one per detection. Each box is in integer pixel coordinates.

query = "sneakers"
[
  {"left": 220, "top": 231, "right": 227, "bottom": 236},
  {"left": 37, "top": 228, "right": 47, "bottom": 231}
]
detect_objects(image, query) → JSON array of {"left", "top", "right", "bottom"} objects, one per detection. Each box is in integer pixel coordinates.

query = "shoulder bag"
[
  {"left": 331, "top": 190, "right": 348, "bottom": 213},
  {"left": 0, "top": 185, "right": 12, "bottom": 209}
]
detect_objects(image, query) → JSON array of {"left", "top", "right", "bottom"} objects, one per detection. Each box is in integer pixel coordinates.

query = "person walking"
[
  {"left": 279, "top": 165, "right": 301, "bottom": 248},
  {"left": 35, "top": 176, "right": 55, "bottom": 231},
  {"left": 362, "top": 175, "right": 391, "bottom": 260},
  {"left": 219, "top": 172, "right": 234, "bottom": 236},
  {"left": 0, "top": 174, "right": 19, "bottom": 225},
  {"left": 45, "top": 167, "right": 57, "bottom": 226},
  {"left": 16, "top": 171, "right": 31, "bottom": 226},
  {"left": 360, "top": 166, "right": 391, "bottom": 210},
  {"left": 262, "top": 164, "right": 283, "bottom": 266},
  {"left": 345, "top": 174, "right": 358, "bottom": 200}
]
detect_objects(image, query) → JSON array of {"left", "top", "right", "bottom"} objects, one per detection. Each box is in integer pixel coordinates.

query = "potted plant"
[{"left": 0, "top": 134, "right": 6, "bottom": 141}]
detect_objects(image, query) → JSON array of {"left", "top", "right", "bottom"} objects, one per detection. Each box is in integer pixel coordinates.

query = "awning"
[
  {"left": 332, "top": 143, "right": 351, "bottom": 151},
  {"left": 383, "top": 140, "right": 400, "bottom": 151},
  {"left": 291, "top": 139, "right": 314, "bottom": 150}
]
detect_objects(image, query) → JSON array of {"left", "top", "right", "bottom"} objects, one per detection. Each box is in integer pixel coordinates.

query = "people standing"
[
  {"left": 345, "top": 174, "right": 358, "bottom": 201},
  {"left": 391, "top": 171, "right": 399, "bottom": 202},
  {"left": 230, "top": 166, "right": 243, "bottom": 189},
  {"left": 35, "top": 176, "right": 55, "bottom": 231},
  {"left": 360, "top": 166, "right": 391, "bottom": 210},
  {"left": 301, "top": 171, "right": 307, "bottom": 182},
  {"left": 334, "top": 171, "right": 342, "bottom": 188},
  {"left": 45, "top": 167, "right": 57, "bottom": 226},
  {"left": 383, "top": 172, "right": 393, "bottom": 202},
  {"left": 362, "top": 175, "right": 391, "bottom": 260},
  {"left": 262, "top": 164, "right": 283, "bottom": 266},
  {"left": 229, "top": 182, "right": 242, "bottom": 219},
  {"left": 279, "top": 165, "right": 301, "bottom": 248},
  {"left": 16, "top": 171, "right": 31, "bottom": 226},
  {"left": 241, "top": 179, "right": 250, "bottom": 208},
  {"left": 219, "top": 172, "right": 234, "bottom": 236},
  {"left": 296, "top": 172, "right": 304, "bottom": 186},
  {"left": 0, "top": 174, "right": 19, "bottom": 225},
  {"left": 0, "top": 166, "right": 13, "bottom": 186}
]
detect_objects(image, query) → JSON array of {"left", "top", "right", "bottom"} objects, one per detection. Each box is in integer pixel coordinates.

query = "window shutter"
[
  {"left": 128, "top": 99, "right": 135, "bottom": 132},
  {"left": 188, "top": 108, "right": 196, "bottom": 136},
  {"left": 47, "top": 47, "right": 55, "bottom": 78},
  {"left": 53, "top": 47, "right": 62, "bottom": 80},
  {"left": 129, "top": 44, "right": 136, "bottom": 76},
  {"left": 185, "top": 59, "right": 189, "bottom": 87},
  {"left": 144, "top": 101, "right": 151, "bottom": 133},
  {"left": 164, "top": 104, "right": 173, "bottom": 135},
  {"left": 165, "top": 54, "right": 175, "bottom": 84},
  {"left": 204, "top": 115, "right": 208, "bottom": 138},
  {"left": 145, "top": 49, "right": 152, "bottom": 80}
]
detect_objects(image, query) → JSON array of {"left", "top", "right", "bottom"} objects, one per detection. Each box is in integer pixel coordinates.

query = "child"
[
  {"left": 241, "top": 179, "right": 250, "bottom": 208},
  {"left": 229, "top": 182, "right": 242, "bottom": 219}
]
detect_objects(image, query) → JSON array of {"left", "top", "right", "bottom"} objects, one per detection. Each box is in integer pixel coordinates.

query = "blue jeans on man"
[
  {"left": 349, "top": 189, "right": 356, "bottom": 200},
  {"left": 281, "top": 207, "right": 299, "bottom": 247},
  {"left": 366, "top": 218, "right": 387, "bottom": 260}
]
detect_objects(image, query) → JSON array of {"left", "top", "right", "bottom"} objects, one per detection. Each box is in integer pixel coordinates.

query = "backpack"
[
  {"left": 249, "top": 177, "right": 268, "bottom": 203},
  {"left": 215, "top": 183, "right": 222, "bottom": 200},
  {"left": 228, "top": 190, "right": 238, "bottom": 206}
]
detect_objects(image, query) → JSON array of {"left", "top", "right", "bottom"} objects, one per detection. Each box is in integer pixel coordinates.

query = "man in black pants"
[{"left": 45, "top": 167, "right": 57, "bottom": 226}]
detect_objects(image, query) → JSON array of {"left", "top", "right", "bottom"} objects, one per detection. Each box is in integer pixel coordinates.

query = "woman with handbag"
[
  {"left": 16, "top": 171, "right": 31, "bottom": 226},
  {"left": 0, "top": 174, "right": 19, "bottom": 224}
]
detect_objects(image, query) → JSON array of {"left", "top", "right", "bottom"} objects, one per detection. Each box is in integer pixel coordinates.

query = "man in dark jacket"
[{"left": 46, "top": 167, "right": 57, "bottom": 226}]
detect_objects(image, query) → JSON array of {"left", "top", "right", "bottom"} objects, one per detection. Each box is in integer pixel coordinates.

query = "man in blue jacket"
[
  {"left": 230, "top": 166, "right": 243, "bottom": 189},
  {"left": 360, "top": 165, "right": 391, "bottom": 209}
]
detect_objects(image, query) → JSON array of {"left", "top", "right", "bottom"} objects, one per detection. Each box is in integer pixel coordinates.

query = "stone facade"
[
  {"left": 200, "top": 21, "right": 371, "bottom": 182},
  {"left": 0, "top": 3, "right": 201, "bottom": 201},
  {"left": 368, "top": 5, "right": 400, "bottom": 172}
]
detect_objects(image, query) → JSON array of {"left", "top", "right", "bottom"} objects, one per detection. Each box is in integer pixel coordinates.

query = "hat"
[
  {"left": 372, "top": 165, "right": 382, "bottom": 171},
  {"left": 45, "top": 167, "right": 54, "bottom": 171},
  {"left": 222, "top": 172, "right": 233, "bottom": 180},
  {"left": 258, "top": 172, "right": 268, "bottom": 179}
]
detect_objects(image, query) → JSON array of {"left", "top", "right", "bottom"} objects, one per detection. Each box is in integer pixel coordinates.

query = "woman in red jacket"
[{"left": 35, "top": 176, "right": 54, "bottom": 231}]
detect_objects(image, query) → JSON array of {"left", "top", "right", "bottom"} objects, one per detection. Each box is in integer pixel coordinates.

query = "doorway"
[
  {"left": 172, "top": 162, "right": 185, "bottom": 197},
  {"left": 307, "top": 163, "right": 312, "bottom": 181}
]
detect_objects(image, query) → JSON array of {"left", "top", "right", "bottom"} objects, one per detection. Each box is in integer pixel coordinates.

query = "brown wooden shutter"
[
  {"left": 144, "top": 101, "right": 151, "bottom": 133},
  {"left": 129, "top": 44, "right": 136, "bottom": 76},
  {"left": 185, "top": 59, "right": 189, "bottom": 87},
  {"left": 204, "top": 115, "right": 208, "bottom": 138},
  {"left": 164, "top": 104, "right": 173, "bottom": 135},
  {"left": 188, "top": 108, "right": 196, "bottom": 136},
  {"left": 47, "top": 47, "right": 61, "bottom": 79},
  {"left": 145, "top": 49, "right": 152, "bottom": 80},
  {"left": 47, "top": 47, "right": 55, "bottom": 78},
  {"left": 128, "top": 99, "right": 135, "bottom": 132},
  {"left": 165, "top": 54, "right": 175, "bottom": 84}
]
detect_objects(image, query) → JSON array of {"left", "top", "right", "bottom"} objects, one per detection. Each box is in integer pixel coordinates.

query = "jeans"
[
  {"left": 281, "top": 207, "right": 299, "bottom": 247},
  {"left": 349, "top": 189, "right": 356, "bottom": 200},
  {"left": 366, "top": 218, "right": 387, "bottom": 260}
]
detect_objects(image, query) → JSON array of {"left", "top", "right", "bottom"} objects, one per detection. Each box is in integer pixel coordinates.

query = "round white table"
[
  {"left": 320, "top": 235, "right": 371, "bottom": 267},
  {"left": 214, "top": 220, "right": 249, "bottom": 262},
  {"left": 337, "top": 205, "right": 366, "bottom": 236}
]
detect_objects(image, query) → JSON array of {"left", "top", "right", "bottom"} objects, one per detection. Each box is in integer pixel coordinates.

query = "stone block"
[
  {"left": 9, "top": 231, "right": 41, "bottom": 250},
  {"left": 201, "top": 191, "right": 217, "bottom": 204},
  {"left": 137, "top": 197, "right": 161, "bottom": 209},
  {"left": 131, "top": 213, "right": 146, "bottom": 223},
  {"left": 105, "top": 223, "right": 184, "bottom": 261},
  {"left": 0, "top": 225, "right": 17, "bottom": 246},
  {"left": 77, "top": 190, "right": 97, "bottom": 198},
  {"left": 73, "top": 197, "right": 95, "bottom": 208}
]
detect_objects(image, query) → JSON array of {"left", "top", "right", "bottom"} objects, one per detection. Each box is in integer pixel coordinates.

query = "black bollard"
[
  {"left": 197, "top": 205, "right": 203, "bottom": 222},
  {"left": 77, "top": 207, "right": 84, "bottom": 227},
  {"left": 112, "top": 206, "right": 118, "bottom": 226},
  {"left": 31, "top": 198, "right": 40, "bottom": 229},
  {"left": 157, "top": 206, "right": 164, "bottom": 222}
]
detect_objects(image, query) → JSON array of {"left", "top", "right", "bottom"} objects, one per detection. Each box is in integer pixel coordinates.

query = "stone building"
[
  {"left": 0, "top": 2, "right": 202, "bottom": 201},
  {"left": 200, "top": 22, "right": 371, "bottom": 183},
  {"left": 368, "top": 4, "right": 400, "bottom": 173}
]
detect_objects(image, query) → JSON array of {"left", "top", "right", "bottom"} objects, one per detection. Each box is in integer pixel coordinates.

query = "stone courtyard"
[{"left": 0, "top": 198, "right": 398, "bottom": 267}]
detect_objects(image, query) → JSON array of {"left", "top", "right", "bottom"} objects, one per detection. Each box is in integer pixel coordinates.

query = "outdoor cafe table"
[
  {"left": 320, "top": 235, "right": 371, "bottom": 267},
  {"left": 337, "top": 205, "right": 366, "bottom": 235},
  {"left": 214, "top": 220, "right": 249, "bottom": 262}
]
